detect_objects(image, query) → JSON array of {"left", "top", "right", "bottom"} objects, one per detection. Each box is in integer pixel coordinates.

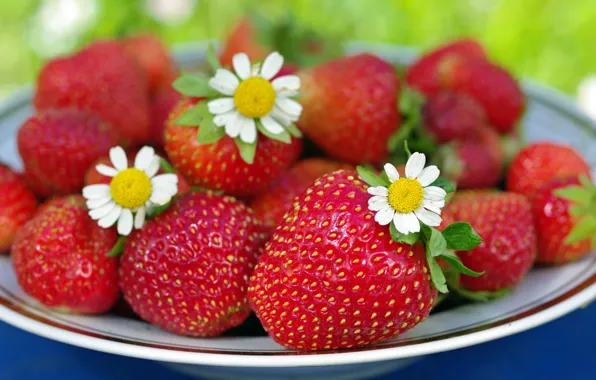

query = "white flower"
[
  {"left": 207, "top": 51, "right": 302, "bottom": 144},
  {"left": 82, "top": 146, "right": 178, "bottom": 236},
  {"left": 367, "top": 153, "right": 446, "bottom": 235}
]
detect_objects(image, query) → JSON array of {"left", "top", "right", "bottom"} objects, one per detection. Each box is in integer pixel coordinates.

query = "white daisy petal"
[
  {"left": 89, "top": 200, "right": 116, "bottom": 220},
  {"left": 422, "top": 199, "right": 444, "bottom": 215},
  {"left": 96, "top": 164, "right": 118, "bottom": 177},
  {"left": 260, "top": 115, "right": 284, "bottom": 134},
  {"left": 240, "top": 117, "right": 257, "bottom": 144},
  {"left": 98, "top": 205, "right": 122, "bottom": 228},
  {"left": 383, "top": 163, "right": 400, "bottom": 183},
  {"left": 393, "top": 213, "right": 409, "bottom": 235},
  {"left": 374, "top": 207, "right": 395, "bottom": 226},
  {"left": 134, "top": 146, "right": 155, "bottom": 171},
  {"left": 406, "top": 152, "right": 426, "bottom": 179},
  {"left": 367, "top": 186, "right": 389, "bottom": 196},
  {"left": 368, "top": 196, "right": 390, "bottom": 211},
  {"left": 117, "top": 208, "right": 134, "bottom": 236},
  {"left": 152, "top": 173, "right": 178, "bottom": 186},
  {"left": 424, "top": 186, "right": 447, "bottom": 201},
  {"left": 270, "top": 106, "right": 292, "bottom": 127},
  {"left": 209, "top": 69, "right": 240, "bottom": 95},
  {"left": 414, "top": 207, "right": 442, "bottom": 227},
  {"left": 109, "top": 146, "right": 128, "bottom": 171},
  {"left": 232, "top": 53, "right": 251, "bottom": 80},
  {"left": 272, "top": 75, "right": 300, "bottom": 96},
  {"left": 150, "top": 189, "right": 173, "bottom": 206},
  {"left": 213, "top": 111, "right": 237, "bottom": 127},
  {"left": 208, "top": 97, "right": 236, "bottom": 115},
  {"left": 134, "top": 206, "right": 146, "bottom": 229},
  {"left": 224, "top": 112, "right": 244, "bottom": 138},
  {"left": 417, "top": 165, "right": 440, "bottom": 187},
  {"left": 82, "top": 184, "right": 110, "bottom": 200},
  {"left": 403, "top": 212, "right": 421, "bottom": 233},
  {"left": 275, "top": 96, "right": 303, "bottom": 118},
  {"left": 260, "top": 52, "right": 284, "bottom": 80},
  {"left": 86, "top": 196, "right": 112, "bottom": 210},
  {"left": 145, "top": 156, "right": 161, "bottom": 178}
]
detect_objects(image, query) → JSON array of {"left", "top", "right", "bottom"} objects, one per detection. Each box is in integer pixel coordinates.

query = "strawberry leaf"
[
  {"left": 429, "top": 177, "right": 456, "bottom": 194},
  {"left": 439, "top": 250, "right": 483, "bottom": 277},
  {"left": 426, "top": 251, "right": 448, "bottom": 294},
  {"left": 554, "top": 186, "right": 593, "bottom": 205},
  {"left": 234, "top": 138, "right": 257, "bottom": 164},
  {"left": 174, "top": 104, "right": 204, "bottom": 126},
  {"left": 356, "top": 166, "right": 389, "bottom": 188},
  {"left": 579, "top": 173, "right": 595, "bottom": 189},
  {"left": 442, "top": 222, "right": 482, "bottom": 250},
  {"left": 206, "top": 43, "right": 221, "bottom": 72},
  {"left": 173, "top": 75, "right": 211, "bottom": 97},
  {"left": 564, "top": 215, "right": 596, "bottom": 245},
  {"left": 195, "top": 103, "right": 226, "bottom": 144},
  {"left": 444, "top": 271, "right": 510, "bottom": 301},
  {"left": 256, "top": 120, "right": 291, "bottom": 144},
  {"left": 390, "top": 223, "right": 420, "bottom": 245},
  {"left": 425, "top": 225, "right": 447, "bottom": 257},
  {"left": 286, "top": 123, "right": 303, "bottom": 138}
]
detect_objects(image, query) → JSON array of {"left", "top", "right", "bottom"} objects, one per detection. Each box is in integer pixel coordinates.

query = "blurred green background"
[{"left": 1, "top": 0, "right": 595, "bottom": 101}]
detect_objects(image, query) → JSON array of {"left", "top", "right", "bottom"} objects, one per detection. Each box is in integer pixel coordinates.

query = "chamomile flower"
[
  {"left": 207, "top": 51, "right": 302, "bottom": 144},
  {"left": 368, "top": 153, "right": 446, "bottom": 234},
  {"left": 82, "top": 146, "right": 178, "bottom": 236}
]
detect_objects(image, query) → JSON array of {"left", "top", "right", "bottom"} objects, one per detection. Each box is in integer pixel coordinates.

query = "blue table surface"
[{"left": 1, "top": 303, "right": 594, "bottom": 380}]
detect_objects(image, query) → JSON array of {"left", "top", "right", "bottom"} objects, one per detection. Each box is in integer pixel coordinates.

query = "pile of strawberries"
[{"left": 1, "top": 15, "right": 595, "bottom": 352}]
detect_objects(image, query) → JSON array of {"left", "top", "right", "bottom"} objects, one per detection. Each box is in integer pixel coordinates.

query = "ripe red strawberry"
[
  {"left": 0, "top": 165, "right": 38, "bottom": 252},
  {"left": 18, "top": 109, "right": 119, "bottom": 195},
  {"left": 164, "top": 98, "right": 302, "bottom": 196},
  {"left": 220, "top": 17, "right": 270, "bottom": 68},
  {"left": 507, "top": 142, "right": 591, "bottom": 198},
  {"left": 249, "top": 170, "right": 437, "bottom": 350},
  {"left": 444, "top": 191, "right": 536, "bottom": 291},
  {"left": 298, "top": 54, "right": 400, "bottom": 165},
  {"left": 422, "top": 91, "right": 486, "bottom": 143},
  {"left": 406, "top": 39, "right": 486, "bottom": 96},
  {"left": 439, "top": 55, "right": 524, "bottom": 133},
  {"left": 34, "top": 40, "right": 151, "bottom": 144},
  {"left": 251, "top": 159, "right": 353, "bottom": 235},
  {"left": 119, "top": 191, "right": 267, "bottom": 336},
  {"left": 532, "top": 177, "right": 593, "bottom": 264},
  {"left": 149, "top": 85, "right": 182, "bottom": 148},
  {"left": 121, "top": 34, "right": 177, "bottom": 94},
  {"left": 12, "top": 195, "right": 119, "bottom": 313}
]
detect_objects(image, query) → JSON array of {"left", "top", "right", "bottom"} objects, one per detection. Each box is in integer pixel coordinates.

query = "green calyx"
[
  {"left": 444, "top": 270, "right": 511, "bottom": 302},
  {"left": 554, "top": 174, "right": 596, "bottom": 248},
  {"left": 357, "top": 165, "right": 482, "bottom": 294}
]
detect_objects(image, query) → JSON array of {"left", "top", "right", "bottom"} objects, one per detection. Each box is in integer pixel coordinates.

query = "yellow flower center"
[
  {"left": 233, "top": 77, "right": 276, "bottom": 118},
  {"left": 110, "top": 168, "right": 152, "bottom": 209},
  {"left": 388, "top": 178, "right": 424, "bottom": 213}
]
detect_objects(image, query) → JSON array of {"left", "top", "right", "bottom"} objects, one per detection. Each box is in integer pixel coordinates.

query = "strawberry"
[
  {"left": 164, "top": 98, "right": 302, "bottom": 196},
  {"left": 444, "top": 191, "right": 536, "bottom": 291},
  {"left": 18, "top": 109, "right": 119, "bottom": 195},
  {"left": 119, "top": 191, "right": 267, "bottom": 336},
  {"left": 406, "top": 39, "right": 486, "bottom": 96},
  {"left": 0, "top": 165, "right": 38, "bottom": 252},
  {"left": 34, "top": 40, "right": 151, "bottom": 144},
  {"left": 422, "top": 91, "right": 486, "bottom": 143},
  {"left": 220, "top": 17, "right": 270, "bottom": 68},
  {"left": 12, "top": 195, "right": 119, "bottom": 313},
  {"left": 251, "top": 159, "right": 353, "bottom": 235},
  {"left": 507, "top": 142, "right": 591, "bottom": 198},
  {"left": 532, "top": 176, "right": 595, "bottom": 264},
  {"left": 249, "top": 170, "right": 438, "bottom": 350},
  {"left": 298, "top": 54, "right": 400, "bottom": 165},
  {"left": 439, "top": 55, "right": 524, "bottom": 133},
  {"left": 121, "top": 34, "right": 177, "bottom": 94},
  {"left": 149, "top": 85, "right": 182, "bottom": 148}
]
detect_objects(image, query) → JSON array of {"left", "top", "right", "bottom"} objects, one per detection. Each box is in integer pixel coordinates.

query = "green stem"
[
  {"left": 159, "top": 157, "right": 175, "bottom": 174},
  {"left": 107, "top": 236, "right": 127, "bottom": 258}
]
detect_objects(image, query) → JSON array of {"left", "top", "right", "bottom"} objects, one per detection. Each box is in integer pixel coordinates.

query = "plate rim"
[{"left": 1, "top": 41, "right": 596, "bottom": 367}]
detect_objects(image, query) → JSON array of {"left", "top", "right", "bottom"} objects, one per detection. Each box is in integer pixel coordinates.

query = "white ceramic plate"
[{"left": 1, "top": 42, "right": 595, "bottom": 373}]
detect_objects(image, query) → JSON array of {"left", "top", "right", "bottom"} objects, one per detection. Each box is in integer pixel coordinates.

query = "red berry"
[
  {"left": 164, "top": 98, "right": 302, "bottom": 196},
  {"left": 445, "top": 191, "right": 536, "bottom": 291},
  {"left": 219, "top": 17, "right": 271, "bottom": 68},
  {"left": 249, "top": 170, "right": 437, "bottom": 350},
  {"left": 34, "top": 40, "right": 151, "bottom": 144},
  {"left": 119, "top": 191, "right": 267, "bottom": 336},
  {"left": 532, "top": 177, "right": 592, "bottom": 264},
  {"left": 18, "top": 109, "right": 119, "bottom": 195},
  {"left": 0, "top": 165, "right": 38, "bottom": 252},
  {"left": 251, "top": 159, "right": 353, "bottom": 235},
  {"left": 12, "top": 195, "right": 120, "bottom": 313},
  {"left": 507, "top": 142, "right": 591, "bottom": 198},
  {"left": 149, "top": 85, "right": 182, "bottom": 148},
  {"left": 439, "top": 55, "right": 524, "bottom": 133},
  {"left": 406, "top": 39, "right": 486, "bottom": 96},
  {"left": 298, "top": 54, "right": 400, "bottom": 165}
]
